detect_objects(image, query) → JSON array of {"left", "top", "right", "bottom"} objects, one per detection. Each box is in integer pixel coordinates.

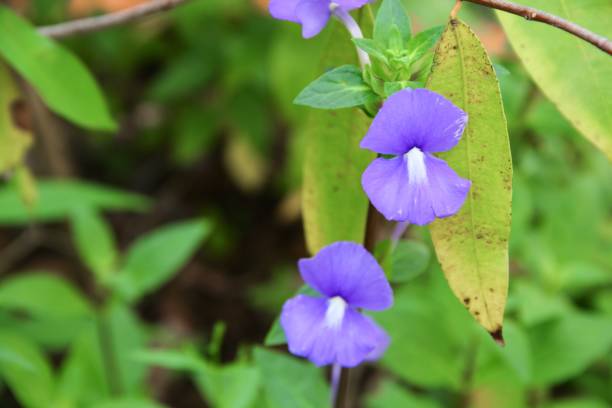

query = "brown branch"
[
  {"left": 462, "top": 0, "right": 612, "bottom": 55},
  {"left": 38, "top": 0, "right": 191, "bottom": 39}
]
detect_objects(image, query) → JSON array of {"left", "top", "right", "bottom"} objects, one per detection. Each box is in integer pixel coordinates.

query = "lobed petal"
[
  {"left": 298, "top": 242, "right": 393, "bottom": 310},
  {"left": 361, "top": 152, "right": 470, "bottom": 224},
  {"left": 423, "top": 153, "right": 472, "bottom": 218},
  {"left": 296, "top": 0, "right": 331, "bottom": 39},
  {"left": 335, "top": 0, "right": 373, "bottom": 11},
  {"left": 269, "top": 0, "right": 302, "bottom": 23},
  {"left": 360, "top": 88, "right": 467, "bottom": 155},
  {"left": 281, "top": 295, "right": 390, "bottom": 367}
]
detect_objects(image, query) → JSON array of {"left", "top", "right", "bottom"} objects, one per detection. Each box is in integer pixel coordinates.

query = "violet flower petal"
[
  {"left": 269, "top": 0, "right": 302, "bottom": 23},
  {"left": 335, "top": 0, "right": 373, "bottom": 10},
  {"left": 280, "top": 295, "right": 389, "bottom": 367},
  {"left": 423, "top": 153, "right": 471, "bottom": 218},
  {"left": 361, "top": 151, "right": 470, "bottom": 224},
  {"left": 296, "top": 0, "right": 331, "bottom": 39},
  {"left": 360, "top": 89, "right": 467, "bottom": 155},
  {"left": 298, "top": 242, "right": 392, "bottom": 310}
]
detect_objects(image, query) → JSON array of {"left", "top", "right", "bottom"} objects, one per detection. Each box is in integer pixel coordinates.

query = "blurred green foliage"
[{"left": 0, "top": 0, "right": 610, "bottom": 407}]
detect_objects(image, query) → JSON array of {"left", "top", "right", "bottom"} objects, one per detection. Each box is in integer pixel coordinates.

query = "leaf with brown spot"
[
  {"left": 427, "top": 20, "right": 512, "bottom": 337},
  {"left": 0, "top": 62, "right": 32, "bottom": 174}
]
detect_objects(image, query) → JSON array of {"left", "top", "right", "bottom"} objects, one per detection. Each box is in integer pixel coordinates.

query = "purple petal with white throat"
[
  {"left": 298, "top": 242, "right": 392, "bottom": 310},
  {"left": 361, "top": 149, "right": 470, "bottom": 224},
  {"left": 360, "top": 88, "right": 467, "bottom": 155},
  {"left": 281, "top": 295, "right": 390, "bottom": 367},
  {"left": 296, "top": 0, "right": 331, "bottom": 39}
]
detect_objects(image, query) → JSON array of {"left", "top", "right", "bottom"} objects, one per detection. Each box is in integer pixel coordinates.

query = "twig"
[
  {"left": 461, "top": 0, "right": 612, "bottom": 55},
  {"left": 450, "top": 0, "right": 463, "bottom": 19},
  {"left": 38, "top": 0, "right": 191, "bottom": 39}
]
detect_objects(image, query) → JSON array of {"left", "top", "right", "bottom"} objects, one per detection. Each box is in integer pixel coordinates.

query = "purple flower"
[
  {"left": 269, "top": 0, "right": 371, "bottom": 39},
  {"left": 360, "top": 88, "right": 471, "bottom": 225},
  {"left": 280, "top": 242, "right": 393, "bottom": 367}
]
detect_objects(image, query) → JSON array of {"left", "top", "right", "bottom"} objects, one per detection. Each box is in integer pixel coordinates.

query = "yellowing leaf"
[
  {"left": 427, "top": 20, "right": 512, "bottom": 337},
  {"left": 0, "top": 62, "right": 32, "bottom": 173},
  {"left": 497, "top": 0, "right": 612, "bottom": 159}
]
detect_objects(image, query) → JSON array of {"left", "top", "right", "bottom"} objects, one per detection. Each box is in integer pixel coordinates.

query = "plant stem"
[
  {"left": 390, "top": 221, "right": 410, "bottom": 248},
  {"left": 460, "top": 0, "right": 612, "bottom": 55},
  {"left": 38, "top": 0, "right": 191, "bottom": 39},
  {"left": 330, "top": 5, "right": 371, "bottom": 68},
  {"left": 333, "top": 367, "right": 351, "bottom": 408},
  {"left": 330, "top": 364, "right": 342, "bottom": 406},
  {"left": 96, "top": 310, "right": 122, "bottom": 396}
]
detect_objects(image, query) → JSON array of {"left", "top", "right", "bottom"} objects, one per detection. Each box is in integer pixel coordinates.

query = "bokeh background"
[{"left": 0, "top": 0, "right": 611, "bottom": 407}]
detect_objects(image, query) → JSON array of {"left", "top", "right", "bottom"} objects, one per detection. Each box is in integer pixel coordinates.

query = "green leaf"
[
  {"left": 427, "top": 20, "right": 512, "bottom": 336},
  {"left": 497, "top": 1, "right": 612, "bottom": 159},
  {"left": 0, "top": 332, "right": 55, "bottom": 408},
  {"left": 0, "top": 6, "right": 116, "bottom": 131},
  {"left": 294, "top": 65, "right": 378, "bottom": 109},
  {"left": 383, "top": 81, "right": 406, "bottom": 97},
  {"left": 406, "top": 26, "right": 444, "bottom": 62},
  {"left": 0, "top": 179, "right": 151, "bottom": 225},
  {"left": 302, "top": 17, "right": 375, "bottom": 254},
  {"left": 58, "top": 322, "right": 109, "bottom": 405},
  {"left": 529, "top": 312, "right": 612, "bottom": 386},
  {"left": 542, "top": 398, "right": 610, "bottom": 408},
  {"left": 254, "top": 347, "right": 329, "bottom": 408},
  {"left": 374, "top": 0, "right": 411, "bottom": 47},
  {"left": 513, "top": 282, "right": 570, "bottom": 326},
  {"left": 195, "top": 363, "right": 261, "bottom": 408},
  {"left": 91, "top": 398, "right": 167, "bottom": 408},
  {"left": 366, "top": 380, "right": 442, "bottom": 408},
  {"left": 135, "top": 347, "right": 259, "bottom": 408},
  {"left": 70, "top": 207, "right": 119, "bottom": 285},
  {"left": 0, "top": 62, "right": 32, "bottom": 173},
  {"left": 352, "top": 38, "right": 389, "bottom": 64},
  {"left": 374, "top": 239, "right": 430, "bottom": 282},
  {"left": 0, "top": 272, "right": 93, "bottom": 319},
  {"left": 390, "top": 240, "right": 431, "bottom": 283},
  {"left": 117, "top": 219, "right": 211, "bottom": 302},
  {"left": 58, "top": 302, "right": 149, "bottom": 404},
  {"left": 376, "top": 269, "right": 481, "bottom": 389},
  {"left": 132, "top": 348, "right": 206, "bottom": 372}
]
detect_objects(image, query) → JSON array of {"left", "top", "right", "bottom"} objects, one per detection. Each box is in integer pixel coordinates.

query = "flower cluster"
[{"left": 270, "top": 1, "right": 471, "bottom": 368}]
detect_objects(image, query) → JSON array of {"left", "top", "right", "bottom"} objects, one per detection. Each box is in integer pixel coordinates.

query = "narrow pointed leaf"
[
  {"left": 427, "top": 20, "right": 512, "bottom": 336},
  {"left": 0, "top": 6, "right": 116, "bottom": 131},
  {"left": 302, "top": 12, "right": 375, "bottom": 254},
  {"left": 294, "top": 64, "right": 379, "bottom": 109},
  {"left": 497, "top": 0, "right": 612, "bottom": 159}
]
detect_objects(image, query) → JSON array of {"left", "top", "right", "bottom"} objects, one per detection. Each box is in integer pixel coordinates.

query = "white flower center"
[
  {"left": 324, "top": 296, "right": 347, "bottom": 329},
  {"left": 404, "top": 147, "right": 427, "bottom": 185}
]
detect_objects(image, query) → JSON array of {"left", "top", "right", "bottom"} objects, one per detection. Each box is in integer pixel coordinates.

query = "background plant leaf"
[
  {"left": 0, "top": 5, "right": 116, "bottom": 131},
  {"left": 0, "top": 180, "right": 151, "bottom": 225},
  {"left": 302, "top": 14, "right": 375, "bottom": 254},
  {"left": 116, "top": 219, "right": 211, "bottom": 302},
  {"left": 497, "top": 0, "right": 612, "bottom": 159},
  {"left": 70, "top": 207, "right": 119, "bottom": 285}
]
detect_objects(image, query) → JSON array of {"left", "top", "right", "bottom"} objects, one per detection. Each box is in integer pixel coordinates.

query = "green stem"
[{"left": 96, "top": 310, "right": 122, "bottom": 396}]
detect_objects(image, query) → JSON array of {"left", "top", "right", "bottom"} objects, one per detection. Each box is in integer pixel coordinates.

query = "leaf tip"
[{"left": 490, "top": 327, "right": 505, "bottom": 346}]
